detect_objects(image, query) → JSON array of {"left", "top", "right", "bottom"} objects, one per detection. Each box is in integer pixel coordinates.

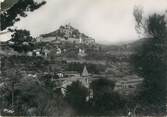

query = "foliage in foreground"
[{"left": 132, "top": 7, "right": 167, "bottom": 114}]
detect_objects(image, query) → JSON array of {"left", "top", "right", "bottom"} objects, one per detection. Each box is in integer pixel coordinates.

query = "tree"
[
  {"left": 133, "top": 8, "right": 167, "bottom": 114},
  {"left": 90, "top": 79, "right": 125, "bottom": 113},
  {"left": 43, "top": 95, "right": 75, "bottom": 117},
  {"left": 65, "top": 81, "right": 89, "bottom": 113},
  {"left": 133, "top": 7, "right": 167, "bottom": 38},
  {"left": 14, "top": 76, "right": 48, "bottom": 115},
  {"left": 0, "top": 67, "right": 22, "bottom": 115},
  {"left": 0, "top": 0, "right": 46, "bottom": 31},
  {"left": 133, "top": 6, "right": 144, "bottom": 35},
  {"left": 8, "top": 29, "right": 35, "bottom": 53}
]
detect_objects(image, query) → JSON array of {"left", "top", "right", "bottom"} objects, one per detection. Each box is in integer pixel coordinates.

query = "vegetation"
[
  {"left": 132, "top": 7, "right": 167, "bottom": 114},
  {"left": 64, "top": 79, "right": 127, "bottom": 116},
  {"left": 8, "top": 29, "right": 36, "bottom": 53},
  {"left": 65, "top": 81, "right": 89, "bottom": 114},
  {"left": 0, "top": 55, "right": 75, "bottom": 116},
  {"left": 90, "top": 79, "right": 126, "bottom": 115},
  {"left": 1, "top": 0, "right": 46, "bottom": 31}
]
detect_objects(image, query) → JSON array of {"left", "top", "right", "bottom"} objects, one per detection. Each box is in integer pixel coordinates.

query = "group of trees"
[
  {"left": 132, "top": 7, "right": 167, "bottom": 114},
  {"left": 8, "top": 29, "right": 36, "bottom": 53},
  {"left": 65, "top": 81, "right": 89, "bottom": 114},
  {"left": 0, "top": 0, "right": 60, "bottom": 114},
  {"left": 0, "top": 54, "right": 75, "bottom": 116},
  {"left": 64, "top": 79, "right": 127, "bottom": 116},
  {"left": 90, "top": 79, "right": 126, "bottom": 113},
  {"left": 0, "top": 70, "right": 74, "bottom": 116},
  {"left": 0, "top": 0, "right": 47, "bottom": 54},
  {"left": 0, "top": 0, "right": 47, "bottom": 53}
]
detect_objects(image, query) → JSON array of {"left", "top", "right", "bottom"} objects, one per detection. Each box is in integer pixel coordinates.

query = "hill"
[
  {"left": 41, "top": 24, "right": 88, "bottom": 39},
  {"left": 38, "top": 24, "right": 95, "bottom": 44}
]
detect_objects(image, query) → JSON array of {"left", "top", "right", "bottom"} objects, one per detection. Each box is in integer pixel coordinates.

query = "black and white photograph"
[{"left": 0, "top": 0, "right": 167, "bottom": 116}]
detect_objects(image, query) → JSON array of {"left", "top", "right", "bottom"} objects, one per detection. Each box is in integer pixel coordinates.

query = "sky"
[{"left": 1, "top": 0, "right": 167, "bottom": 44}]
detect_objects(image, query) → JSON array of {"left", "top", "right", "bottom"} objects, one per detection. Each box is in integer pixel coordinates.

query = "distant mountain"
[{"left": 103, "top": 38, "right": 148, "bottom": 57}]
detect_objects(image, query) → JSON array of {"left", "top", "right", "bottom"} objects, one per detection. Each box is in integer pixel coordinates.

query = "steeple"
[{"left": 82, "top": 65, "right": 89, "bottom": 77}]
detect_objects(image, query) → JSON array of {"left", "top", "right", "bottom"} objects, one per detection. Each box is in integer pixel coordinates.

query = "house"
[
  {"left": 79, "top": 36, "right": 82, "bottom": 43},
  {"left": 78, "top": 48, "right": 86, "bottom": 57},
  {"left": 56, "top": 47, "right": 62, "bottom": 55},
  {"left": 33, "top": 49, "right": 41, "bottom": 56},
  {"left": 83, "top": 37, "right": 95, "bottom": 45},
  {"left": 42, "top": 48, "right": 50, "bottom": 57},
  {"left": 57, "top": 72, "right": 64, "bottom": 78},
  {"left": 27, "top": 51, "right": 33, "bottom": 56},
  {"left": 30, "top": 48, "right": 49, "bottom": 57}
]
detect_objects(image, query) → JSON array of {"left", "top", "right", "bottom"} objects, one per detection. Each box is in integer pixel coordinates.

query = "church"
[{"left": 60, "top": 65, "right": 90, "bottom": 95}]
